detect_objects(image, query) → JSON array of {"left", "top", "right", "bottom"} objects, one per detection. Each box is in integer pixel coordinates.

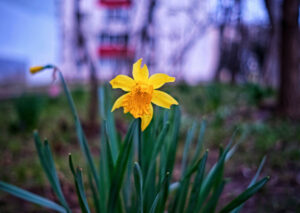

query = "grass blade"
[
  {"left": 196, "top": 149, "right": 227, "bottom": 212},
  {"left": 69, "top": 154, "right": 91, "bottom": 213},
  {"left": 231, "top": 156, "right": 267, "bottom": 213},
  {"left": 170, "top": 121, "right": 198, "bottom": 212},
  {"left": 33, "top": 131, "right": 70, "bottom": 212},
  {"left": 181, "top": 121, "right": 197, "bottom": 174},
  {"left": 166, "top": 106, "right": 181, "bottom": 176},
  {"left": 144, "top": 122, "right": 170, "bottom": 190},
  {"left": 59, "top": 72, "right": 100, "bottom": 191},
  {"left": 151, "top": 172, "right": 170, "bottom": 213},
  {"left": 201, "top": 180, "right": 225, "bottom": 213},
  {"left": 198, "top": 131, "right": 237, "bottom": 206},
  {"left": 191, "top": 119, "right": 206, "bottom": 165},
  {"left": 99, "top": 85, "right": 119, "bottom": 163},
  {"left": 186, "top": 151, "right": 208, "bottom": 213},
  {"left": 134, "top": 162, "right": 144, "bottom": 213},
  {"left": 137, "top": 118, "right": 143, "bottom": 173},
  {"left": 0, "top": 181, "right": 66, "bottom": 213},
  {"left": 108, "top": 119, "right": 138, "bottom": 212},
  {"left": 220, "top": 176, "right": 270, "bottom": 213},
  {"left": 88, "top": 171, "right": 101, "bottom": 213}
]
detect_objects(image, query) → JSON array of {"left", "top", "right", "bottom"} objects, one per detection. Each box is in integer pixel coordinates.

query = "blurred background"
[{"left": 0, "top": 0, "right": 299, "bottom": 212}]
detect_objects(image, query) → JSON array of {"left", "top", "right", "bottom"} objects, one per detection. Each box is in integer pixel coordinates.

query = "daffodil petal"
[
  {"left": 151, "top": 90, "right": 178, "bottom": 109},
  {"left": 132, "top": 58, "right": 149, "bottom": 82},
  {"left": 110, "top": 75, "right": 136, "bottom": 91},
  {"left": 148, "top": 74, "right": 175, "bottom": 89},
  {"left": 141, "top": 104, "right": 153, "bottom": 131},
  {"left": 111, "top": 93, "right": 129, "bottom": 112}
]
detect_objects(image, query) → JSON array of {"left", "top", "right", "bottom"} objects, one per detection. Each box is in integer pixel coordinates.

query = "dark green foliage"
[
  {"left": 243, "top": 83, "right": 274, "bottom": 106},
  {"left": 14, "top": 94, "right": 45, "bottom": 130},
  {"left": 0, "top": 72, "right": 269, "bottom": 213}
]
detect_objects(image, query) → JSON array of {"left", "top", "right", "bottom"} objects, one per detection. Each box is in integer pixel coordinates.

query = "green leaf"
[
  {"left": 213, "top": 146, "right": 226, "bottom": 190},
  {"left": 171, "top": 151, "right": 208, "bottom": 213},
  {"left": 122, "top": 139, "right": 134, "bottom": 210},
  {"left": 68, "top": 154, "right": 91, "bottom": 213},
  {"left": 98, "top": 121, "right": 110, "bottom": 212},
  {"left": 186, "top": 151, "right": 208, "bottom": 213},
  {"left": 181, "top": 121, "right": 197, "bottom": 174},
  {"left": 143, "top": 159, "right": 157, "bottom": 212},
  {"left": 197, "top": 131, "right": 237, "bottom": 208},
  {"left": 99, "top": 85, "right": 119, "bottom": 163},
  {"left": 108, "top": 119, "right": 138, "bottom": 213},
  {"left": 141, "top": 118, "right": 155, "bottom": 172},
  {"left": 33, "top": 132, "right": 70, "bottom": 212},
  {"left": 219, "top": 176, "right": 270, "bottom": 213},
  {"left": 169, "top": 121, "right": 198, "bottom": 213},
  {"left": 231, "top": 156, "right": 267, "bottom": 213},
  {"left": 134, "top": 162, "right": 144, "bottom": 213},
  {"left": 165, "top": 106, "right": 181, "bottom": 176},
  {"left": 151, "top": 172, "right": 170, "bottom": 213},
  {"left": 0, "top": 181, "right": 66, "bottom": 213},
  {"left": 173, "top": 179, "right": 190, "bottom": 213},
  {"left": 137, "top": 118, "right": 143, "bottom": 172},
  {"left": 195, "top": 148, "right": 226, "bottom": 212},
  {"left": 144, "top": 121, "right": 170, "bottom": 191},
  {"left": 87, "top": 171, "right": 101, "bottom": 213},
  {"left": 247, "top": 156, "right": 267, "bottom": 187},
  {"left": 98, "top": 119, "right": 115, "bottom": 212},
  {"left": 149, "top": 195, "right": 159, "bottom": 213},
  {"left": 191, "top": 119, "right": 206, "bottom": 165},
  {"left": 59, "top": 72, "right": 100, "bottom": 191},
  {"left": 225, "top": 130, "right": 246, "bottom": 161},
  {"left": 201, "top": 180, "right": 225, "bottom": 213}
]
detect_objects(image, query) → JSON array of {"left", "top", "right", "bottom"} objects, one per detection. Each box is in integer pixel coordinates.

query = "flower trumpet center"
[{"left": 123, "top": 82, "right": 153, "bottom": 118}]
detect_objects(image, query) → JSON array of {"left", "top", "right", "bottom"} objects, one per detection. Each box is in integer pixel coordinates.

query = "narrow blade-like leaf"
[
  {"left": 134, "top": 162, "right": 144, "bottom": 213},
  {"left": 108, "top": 120, "right": 138, "bottom": 212},
  {"left": 68, "top": 154, "right": 91, "bottom": 213},
  {"left": 0, "top": 181, "right": 66, "bottom": 213},
  {"left": 231, "top": 156, "right": 267, "bottom": 213},
  {"left": 220, "top": 176, "right": 270, "bottom": 213},
  {"left": 59, "top": 72, "right": 100, "bottom": 191}
]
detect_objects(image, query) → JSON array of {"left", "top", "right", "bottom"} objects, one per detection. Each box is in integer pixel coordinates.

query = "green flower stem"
[{"left": 137, "top": 118, "right": 143, "bottom": 172}]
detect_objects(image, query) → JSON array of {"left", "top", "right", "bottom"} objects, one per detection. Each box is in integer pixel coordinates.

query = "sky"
[
  {"left": 0, "top": 0, "right": 58, "bottom": 85},
  {"left": 242, "top": 0, "right": 269, "bottom": 24}
]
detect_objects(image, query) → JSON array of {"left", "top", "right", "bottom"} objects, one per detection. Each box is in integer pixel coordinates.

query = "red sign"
[
  {"left": 98, "top": 45, "right": 135, "bottom": 58},
  {"left": 98, "top": 0, "right": 131, "bottom": 8}
]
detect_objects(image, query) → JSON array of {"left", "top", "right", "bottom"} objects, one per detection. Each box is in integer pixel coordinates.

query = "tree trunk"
[
  {"left": 262, "top": 0, "right": 281, "bottom": 87},
  {"left": 278, "top": 0, "right": 300, "bottom": 118}
]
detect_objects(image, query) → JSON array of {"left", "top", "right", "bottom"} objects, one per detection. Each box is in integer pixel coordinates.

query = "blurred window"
[
  {"left": 100, "top": 33, "right": 129, "bottom": 46},
  {"left": 106, "top": 9, "right": 129, "bottom": 22}
]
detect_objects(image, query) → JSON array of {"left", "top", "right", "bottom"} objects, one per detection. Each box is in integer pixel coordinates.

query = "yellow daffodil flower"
[
  {"left": 30, "top": 65, "right": 54, "bottom": 74},
  {"left": 30, "top": 66, "right": 46, "bottom": 74},
  {"left": 110, "top": 58, "right": 178, "bottom": 131}
]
